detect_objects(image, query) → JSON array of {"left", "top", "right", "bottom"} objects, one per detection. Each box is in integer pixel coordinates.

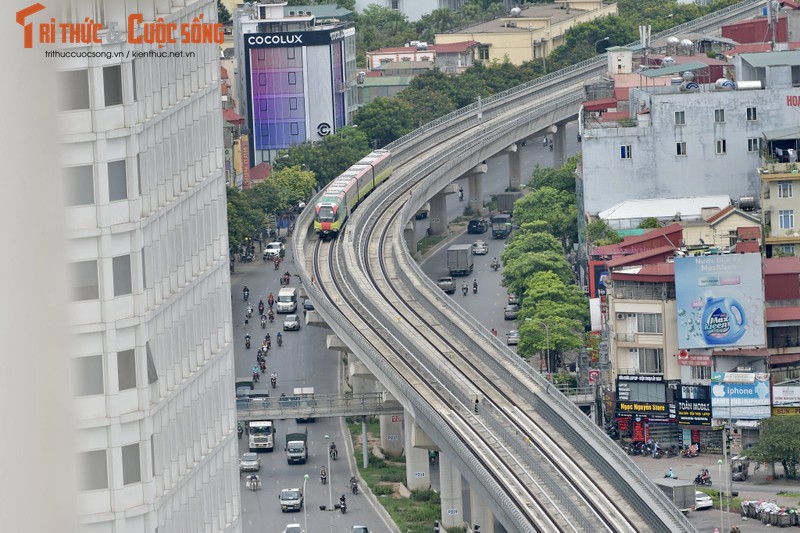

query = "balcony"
[
  {"left": 759, "top": 162, "right": 800, "bottom": 180},
  {"left": 615, "top": 332, "right": 663, "bottom": 346}
]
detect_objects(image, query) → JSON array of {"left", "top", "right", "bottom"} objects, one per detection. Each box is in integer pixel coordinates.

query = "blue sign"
[{"left": 710, "top": 379, "right": 771, "bottom": 419}]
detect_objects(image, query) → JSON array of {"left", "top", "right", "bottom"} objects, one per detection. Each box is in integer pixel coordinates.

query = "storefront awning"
[
  {"left": 712, "top": 348, "right": 769, "bottom": 357},
  {"left": 770, "top": 352, "right": 800, "bottom": 365},
  {"left": 734, "top": 420, "right": 760, "bottom": 428}
]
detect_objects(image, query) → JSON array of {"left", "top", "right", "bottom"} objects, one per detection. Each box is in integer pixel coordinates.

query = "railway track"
[{"left": 291, "top": 1, "right": 766, "bottom": 528}]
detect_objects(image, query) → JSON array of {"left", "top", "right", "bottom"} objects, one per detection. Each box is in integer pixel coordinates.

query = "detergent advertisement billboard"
[{"left": 674, "top": 254, "right": 765, "bottom": 349}]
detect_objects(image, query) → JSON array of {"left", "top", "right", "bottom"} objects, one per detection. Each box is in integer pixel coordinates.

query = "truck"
[
  {"left": 247, "top": 419, "right": 275, "bottom": 452},
  {"left": 293, "top": 387, "right": 315, "bottom": 422},
  {"left": 491, "top": 214, "right": 513, "bottom": 239},
  {"left": 652, "top": 478, "right": 695, "bottom": 514},
  {"left": 446, "top": 244, "right": 474, "bottom": 276},
  {"left": 496, "top": 191, "right": 522, "bottom": 214},
  {"left": 285, "top": 428, "right": 308, "bottom": 464}
]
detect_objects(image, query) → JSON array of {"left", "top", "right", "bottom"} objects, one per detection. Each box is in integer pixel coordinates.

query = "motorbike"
[
  {"left": 339, "top": 498, "right": 347, "bottom": 514},
  {"left": 268, "top": 312, "right": 274, "bottom": 323},
  {"left": 330, "top": 448, "right": 338, "bottom": 460},
  {"left": 258, "top": 303, "right": 264, "bottom": 315},
  {"left": 246, "top": 305, "right": 253, "bottom": 318},
  {"left": 274, "top": 258, "right": 280, "bottom": 271},
  {"left": 260, "top": 361, "right": 267, "bottom": 372},
  {"left": 350, "top": 478, "right": 358, "bottom": 494},
  {"left": 472, "top": 282, "right": 478, "bottom": 294},
  {"left": 694, "top": 475, "right": 712, "bottom": 486},
  {"left": 277, "top": 334, "right": 283, "bottom": 347},
  {"left": 281, "top": 273, "right": 290, "bottom": 285},
  {"left": 321, "top": 472, "right": 327, "bottom": 484},
  {"left": 245, "top": 337, "right": 251, "bottom": 349},
  {"left": 270, "top": 375, "right": 277, "bottom": 388},
  {"left": 237, "top": 423, "right": 243, "bottom": 439},
  {"left": 261, "top": 317, "right": 266, "bottom": 329},
  {"left": 461, "top": 285, "right": 468, "bottom": 296},
  {"left": 252, "top": 371, "right": 260, "bottom": 383},
  {"left": 491, "top": 260, "right": 499, "bottom": 271},
  {"left": 243, "top": 290, "right": 249, "bottom": 301}
]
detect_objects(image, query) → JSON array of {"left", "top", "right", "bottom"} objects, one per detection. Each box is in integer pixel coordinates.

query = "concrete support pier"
[
  {"left": 404, "top": 414, "right": 431, "bottom": 490},
  {"left": 470, "top": 486, "right": 496, "bottom": 533},
  {"left": 439, "top": 454, "right": 464, "bottom": 528}
]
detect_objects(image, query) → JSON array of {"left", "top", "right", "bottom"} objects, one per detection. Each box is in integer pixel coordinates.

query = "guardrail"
[{"left": 236, "top": 392, "right": 402, "bottom": 420}]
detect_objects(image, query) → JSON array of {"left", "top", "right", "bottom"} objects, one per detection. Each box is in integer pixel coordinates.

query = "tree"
[
  {"left": 586, "top": 219, "right": 622, "bottom": 246},
  {"left": 747, "top": 415, "right": 800, "bottom": 479},
  {"left": 398, "top": 85, "right": 457, "bottom": 127},
  {"left": 502, "top": 231, "right": 563, "bottom": 264},
  {"left": 354, "top": 97, "right": 416, "bottom": 147},
  {"left": 273, "top": 128, "right": 371, "bottom": 187},
  {"left": 527, "top": 156, "right": 579, "bottom": 195},
  {"left": 501, "top": 250, "right": 573, "bottom": 299},
  {"left": 217, "top": 1, "right": 231, "bottom": 24},
  {"left": 638, "top": 217, "right": 660, "bottom": 229},
  {"left": 512, "top": 187, "right": 577, "bottom": 250}
]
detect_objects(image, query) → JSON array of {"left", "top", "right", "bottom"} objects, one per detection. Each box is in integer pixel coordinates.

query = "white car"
[
  {"left": 695, "top": 491, "right": 713, "bottom": 510},
  {"left": 282, "top": 525, "right": 303, "bottom": 533},
  {"left": 283, "top": 314, "right": 301, "bottom": 331},
  {"left": 506, "top": 330, "right": 520, "bottom": 345},
  {"left": 264, "top": 241, "right": 284, "bottom": 259},
  {"left": 472, "top": 240, "right": 489, "bottom": 255}
]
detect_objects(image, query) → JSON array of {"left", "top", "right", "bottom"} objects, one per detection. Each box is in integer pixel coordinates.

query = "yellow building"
[{"left": 435, "top": 0, "right": 617, "bottom": 66}]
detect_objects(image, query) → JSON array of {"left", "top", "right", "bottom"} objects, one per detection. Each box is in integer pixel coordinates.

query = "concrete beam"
[
  {"left": 326, "top": 334, "right": 349, "bottom": 353},
  {"left": 303, "top": 309, "right": 327, "bottom": 327}
]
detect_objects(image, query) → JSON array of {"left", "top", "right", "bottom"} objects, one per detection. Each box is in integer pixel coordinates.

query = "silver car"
[
  {"left": 283, "top": 314, "right": 301, "bottom": 331},
  {"left": 472, "top": 240, "right": 489, "bottom": 255},
  {"left": 239, "top": 452, "right": 261, "bottom": 472},
  {"left": 506, "top": 330, "right": 520, "bottom": 346}
]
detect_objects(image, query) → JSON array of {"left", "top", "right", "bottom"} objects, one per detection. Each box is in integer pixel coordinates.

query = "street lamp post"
[
  {"left": 717, "top": 459, "right": 724, "bottom": 533},
  {"left": 594, "top": 36, "right": 610, "bottom": 54},
  {"left": 324, "top": 434, "right": 333, "bottom": 511},
  {"left": 303, "top": 473, "right": 309, "bottom": 531}
]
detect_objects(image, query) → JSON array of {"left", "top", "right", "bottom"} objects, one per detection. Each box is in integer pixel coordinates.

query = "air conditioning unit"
[
  {"left": 629, "top": 348, "right": 638, "bottom": 353},
  {"left": 616, "top": 313, "right": 625, "bottom": 320},
  {"left": 627, "top": 313, "right": 635, "bottom": 318},
  {"left": 289, "top": 10, "right": 295, "bottom": 16}
]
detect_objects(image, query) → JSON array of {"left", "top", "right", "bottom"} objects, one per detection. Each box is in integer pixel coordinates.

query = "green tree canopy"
[
  {"left": 502, "top": 231, "right": 563, "bottom": 265},
  {"left": 586, "top": 219, "right": 622, "bottom": 247},
  {"left": 638, "top": 217, "right": 660, "bottom": 229},
  {"left": 512, "top": 187, "right": 577, "bottom": 249},
  {"left": 501, "top": 250, "right": 573, "bottom": 300},
  {"left": 273, "top": 127, "right": 371, "bottom": 187},
  {"left": 747, "top": 415, "right": 800, "bottom": 479},
  {"left": 527, "top": 156, "right": 579, "bottom": 195},
  {"left": 217, "top": 1, "right": 231, "bottom": 24},
  {"left": 354, "top": 97, "right": 417, "bottom": 147}
]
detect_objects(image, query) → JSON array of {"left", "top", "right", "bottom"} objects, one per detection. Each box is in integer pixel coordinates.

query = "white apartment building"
[
  {"left": 581, "top": 51, "right": 800, "bottom": 217},
  {"left": 55, "top": 1, "right": 239, "bottom": 531}
]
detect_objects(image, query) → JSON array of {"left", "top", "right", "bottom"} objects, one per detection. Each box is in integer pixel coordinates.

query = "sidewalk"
[{"left": 628, "top": 452, "right": 800, "bottom": 532}]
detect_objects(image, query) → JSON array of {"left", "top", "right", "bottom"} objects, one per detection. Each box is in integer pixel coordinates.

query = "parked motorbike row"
[{"left": 623, "top": 442, "right": 692, "bottom": 459}]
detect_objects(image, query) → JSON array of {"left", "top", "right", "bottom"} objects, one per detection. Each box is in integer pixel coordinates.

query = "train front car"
[{"left": 314, "top": 196, "right": 343, "bottom": 238}]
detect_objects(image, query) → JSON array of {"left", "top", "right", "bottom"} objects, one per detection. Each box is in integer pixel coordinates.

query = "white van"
[{"left": 276, "top": 287, "right": 298, "bottom": 313}]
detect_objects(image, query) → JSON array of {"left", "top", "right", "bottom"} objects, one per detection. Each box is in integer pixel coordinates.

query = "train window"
[{"left": 318, "top": 206, "right": 335, "bottom": 222}]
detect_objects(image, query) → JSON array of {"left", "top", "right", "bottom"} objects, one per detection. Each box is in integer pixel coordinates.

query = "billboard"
[
  {"left": 674, "top": 254, "right": 765, "bottom": 349},
  {"left": 773, "top": 385, "right": 800, "bottom": 415},
  {"left": 710, "top": 373, "right": 771, "bottom": 419}
]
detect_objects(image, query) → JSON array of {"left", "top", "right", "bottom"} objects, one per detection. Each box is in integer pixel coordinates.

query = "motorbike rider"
[
  {"left": 274, "top": 256, "right": 280, "bottom": 270},
  {"left": 491, "top": 257, "right": 499, "bottom": 269},
  {"left": 472, "top": 279, "right": 478, "bottom": 293},
  {"left": 268, "top": 308, "right": 275, "bottom": 322},
  {"left": 462, "top": 281, "right": 468, "bottom": 295},
  {"left": 267, "top": 293, "right": 274, "bottom": 308},
  {"left": 276, "top": 331, "right": 283, "bottom": 346},
  {"left": 270, "top": 372, "right": 277, "bottom": 387},
  {"left": 320, "top": 466, "right": 328, "bottom": 483},
  {"left": 243, "top": 286, "right": 250, "bottom": 300},
  {"left": 258, "top": 300, "right": 264, "bottom": 315},
  {"left": 664, "top": 467, "right": 675, "bottom": 479},
  {"left": 244, "top": 333, "right": 251, "bottom": 349},
  {"left": 330, "top": 441, "right": 337, "bottom": 459},
  {"left": 260, "top": 315, "right": 267, "bottom": 328},
  {"left": 237, "top": 422, "right": 244, "bottom": 438},
  {"left": 350, "top": 476, "right": 358, "bottom": 492}
]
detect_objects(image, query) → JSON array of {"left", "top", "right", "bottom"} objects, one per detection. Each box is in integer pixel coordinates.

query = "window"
[
  {"left": 257, "top": 73, "right": 266, "bottom": 87},
  {"left": 714, "top": 109, "right": 725, "bottom": 123},
  {"left": 779, "top": 181, "right": 793, "bottom": 198},
  {"left": 70, "top": 260, "right": 99, "bottom": 300},
  {"left": 391, "top": 0, "right": 399, "bottom": 9},
  {"left": 288, "top": 72, "right": 296, "bottom": 85},
  {"left": 747, "top": 138, "right": 761, "bottom": 152},
  {"left": 290, "top": 123, "right": 299, "bottom": 136},
  {"left": 637, "top": 313, "right": 663, "bottom": 334},
  {"left": 112, "top": 254, "right": 132, "bottom": 296},
  {"left": 620, "top": 145, "right": 632, "bottom": 159},
  {"left": 72, "top": 355, "right": 104, "bottom": 396},
  {"left": 746, "top": 107, "right": 758, "bottom": 121},
  {"left": 58, "top": 70, "right": 90, "bottom": 110},
  {"left": 77, "top": 450, "right": 108, "bottom": 491},
  {"left": 146, "top": 341, "right": 159, "bottom": 384},
  {"left": 108, "top": 160, "right": 128, "bottom": 201},
  {"left": 676, "top": 141, "right": 687, "bottom": 156},
  {"left": 103, "top": 65, "right": 123, "bottom": 106},
  {"left": 289, "top": 97, "right": 298, "bottom": 110},
  {"left": 63, "top": 165, "right": 94, "bottom": 206},
  {"left": 716, "top": 139, "right": 727, "bottom": 155},
  {"left": 691, "top": 366, "right": 711, "bottom": 380},
  {"left": 780, "top": 244, "right": 796, "bottom": 256},
  {"left": 117, "top": 349, "right": 136, "bottom": 390},
  {"left": 674, "top": 111, "right": 685, "bottom": 125},
  {"left": 780, "top": 210, "right": 795, "bottom": 229},
  {"left": 132, "top": 59, "right": 138, "bottom": 101},
  {"left": 478, "top": 46, "right": 489, "bottom": 60},
  {"left": 287, "top": 47, "right": 295, "bottom": 59},
  {"left": 639, "top": 348, "right": 663, "bottom": 373},
  {"left": 122, "top": 443, "right": 141, "bottom": 485}
]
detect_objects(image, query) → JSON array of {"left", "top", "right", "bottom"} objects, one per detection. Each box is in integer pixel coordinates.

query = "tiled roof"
[
  {"left": 606, "top": 244, "right": 676, "bottom": 269},
  {"left": 764, "top": 256, "right": 800, "bottom": 275},
  {"left": 766, "top": 306, "right": 800, "bottom": 322},
  {"left": 705, "top": 205, "right": 733, "bottom": 224},
  {"left": 250, "top": 162, "right": 271, "bottom": 182}
]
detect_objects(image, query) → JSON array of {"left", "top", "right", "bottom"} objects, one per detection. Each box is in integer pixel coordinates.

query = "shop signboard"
[
  {"left": 676, "top": 349, "right": 712, "bottom": 366},
  {"left": 616, "top": 375, "right": 665, "bottom": 402},
  {"left": 710, "top": 374, "right": 771, "bottom": 419},
  {"left": 677, "top": 400, "right": 712, "bottom": 426},
  {"left": 773, "top": 384, "right": 800, "bottom": 415},
  {"left": 616, "top": 401, "right": 671, "bottom": 418},
  {"left": 674, "top": 254, "right": 765, "bottom": 349}
]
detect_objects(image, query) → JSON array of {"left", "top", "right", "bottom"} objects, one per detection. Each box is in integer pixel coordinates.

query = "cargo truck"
[
  {"left": 496, "top": 191, "right": 522, "bottom": 214},
  {"left": 446, "top": 244, "right": 474, "bottom": 276},
  {"left": 491, "top": 214, "right": 513, "bottom": 239},
  {"left": 285, "top": 428, "right": 308, "bottom": 464},
  {"left": 652, "top": 478, "right": 695, "bottom": 514},
  {"left": 247, "top": 420, "right": 275, "bottom": 452}
]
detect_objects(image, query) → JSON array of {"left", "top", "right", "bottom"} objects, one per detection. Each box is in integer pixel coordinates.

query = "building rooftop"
[
  {"left": 284, "top": 4, "right": 352, "bottom": 18},
  {"left": 640, "top": 60, "right": 711, "bottom": 78},
  {"left": 599, "top": 196, "right": 731, "bottom": 222},
  {"left": 739, "top": 50, "right": 800, "bottom": 67},
  {"left": 763, "top": 256, "right": 800, "bottom": 275},
  {"left": 451, "top": 3, "right": 590, "bottom": 34}
]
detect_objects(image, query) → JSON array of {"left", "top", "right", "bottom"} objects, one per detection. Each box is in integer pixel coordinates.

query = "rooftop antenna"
[{"left": 639, "top": 25, "right": 651, "bottom": 68}]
